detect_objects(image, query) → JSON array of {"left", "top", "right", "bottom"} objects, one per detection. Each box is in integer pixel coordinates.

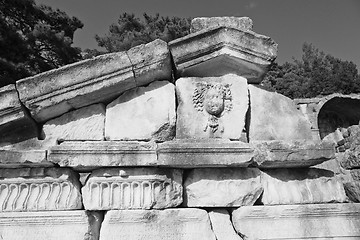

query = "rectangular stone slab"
[
  {"left": 48, "top": 141, "right": 157, "bottom": 170},
  {"left": 232, "top": 203, "right": 360, "bottom": 240},
  {"left": 82, "top": 168, "right": 183, "bottom": 210},
  {"left": 157, "top": 140, "right": 254, "bottom": 167},
  {"left": 100, "top": 209, "right": 216, "bottom": 240},
  {"left": 0, "top": 211, "right": 102, "bottom": 240},
  {"left": 0, "top": 149, "right": 53, "bottom": 168},
  {"left": 0, "top": 168, "right": 82, "bottom": 211}
]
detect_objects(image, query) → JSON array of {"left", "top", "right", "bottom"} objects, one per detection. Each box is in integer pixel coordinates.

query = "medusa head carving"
[{"left": 192, "top": 82, "right": 232, "bottom": 133}]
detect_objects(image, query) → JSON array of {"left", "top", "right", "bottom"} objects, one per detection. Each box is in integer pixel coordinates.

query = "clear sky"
[{"left": 35, "top": 0, "right": 360, "bottom": 69}]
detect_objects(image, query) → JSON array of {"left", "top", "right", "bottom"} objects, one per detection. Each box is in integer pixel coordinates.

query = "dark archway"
[{"left": 318, "top": 97, "right": 360, "bottom": 139}]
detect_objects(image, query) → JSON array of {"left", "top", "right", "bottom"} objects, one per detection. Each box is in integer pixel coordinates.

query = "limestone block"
[
  {"left": 105, "top": 81, "right": 176, "bottom": 141},
  {"left": 42, "top": 103, "right": 105, "bottom": 145},
  {"left": 127, "top": 39, "right": 172, "bottom": 85},
  {"left": 249, "top": 85, "right": 313, "bottom": 141},
  {"left": 232, "top": 203, "right": 360, "bottom": 240},
  {"left": 343, "top": 169, "right": 360, "bottom": 202},
  {"left": 341, "top": 145, "right": 360, "bottom": 169},
  {"left": 184, "top": 168, "right": 262, "bottom": 207},
  {"left": 0, "top": 84, "right": 38, "bottom": 146},
  {"left": 100, "top": 209, "right": 216, "bottom": 240},
  {"left": 252, "top": 140, "right": 335, "bottom": 168},
  {"left": 16, "top": 51, "right": 135, "bottom": 122},
  {"left": 261, "top": 168, "right": 347, "bottom": 205},
  {"left": 0, "top": 168, "right": 82, "bottom": 211},
  {"left": 82, "top": 168, "right": 183, "bottom": 210},
  {"left": 208, "top": 209, "right": 242, "bottom": 240},
  {"left": 176, "top": 74, "right": 248, "bottom": 140},
  {"left": 157, "top": 140, "right": 255, "bottom": 167},
  {"left": 48, "top": 141, "right": 157, "bottom": 170},
  {"left": 0, "top": 149, "right": 52, "bottom": 168},
  {"left": 190, "top": 16, "right": 253, "bottom": 33},
  {"left": 0, "top": 211, "right": 102, "bottom": 240},
  {"left": 169, "top": 27, "right": 277, "bottom": 82}
]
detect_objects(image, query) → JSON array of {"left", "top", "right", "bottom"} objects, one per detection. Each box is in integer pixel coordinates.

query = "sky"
[{"left": 35, "top": 0, "right": 360, "bottom": 69}]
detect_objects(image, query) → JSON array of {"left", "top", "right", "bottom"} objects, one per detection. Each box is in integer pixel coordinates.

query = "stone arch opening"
[{"left": 318, "top": 97, "right": 360, "bottom": 139}]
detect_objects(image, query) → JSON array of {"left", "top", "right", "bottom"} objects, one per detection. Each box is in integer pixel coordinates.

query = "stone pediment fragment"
[
  {"left": 190, "top": 16, "right": 253, "bottom": 33},
  {"left": 233, "top": 203, "right": 360, "bottom": 239},
  {"left": 82, "top": 168, "right": 183, "bottom": 210},
  {"left": 16, "top": 39, "right": 172, "bottom": 122},
  {"left": 0, "top": 168, "right": 82, "bottom": 211},
  {"left": 169, "top": 27, "right": 277, "bottom": 82},
  {"left": 48, "top": 141, "right": 157, "bottom": 170}
]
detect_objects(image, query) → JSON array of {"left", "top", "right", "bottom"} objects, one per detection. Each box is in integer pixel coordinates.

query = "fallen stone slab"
[
  {"left": 184, "top": 168, "right": 262, "bottom": 207},
  {"left": 48, "top": 141, "right": 157, "bottom": 170},
  {"left": 232, "top": 203, "right": 360, "bottom": 240},
  {"left": 0, "top": 149, "right": 53, "bottom": 168},
  {"left": 105, "top": 81, "right": 176, "bottom": 141},
  {"left": 0, "top": 168, "right": 82, "bottom": 211},
  {"left": 157, "top": 140, "right": 254, "bottom": 167},
  {"left": 100, "top": 209, "right": 216, "bottom": 240},
  {"left": 249, "top": 85, "right": 313, "bottom": 141},
  {"left": 190, "top": 16, "right": 253, "bottom": 33},
  {"left": 0, "top": 210, "right": 102, "bottom": 240},
  {"left": 343, "top": 169, "right": 360, "bottom": 202},
  {"left": 42, "top": 103, "right": 105, "bottom": 146},
  {"left": 261, "top": 168, "right": 347, "bottom": 205},
  {"left": 82, "top": 168, "right": 183, "bottom": 210},
  {"left": 208, "top": 209, "right": 242, "bottom": 240},
  {"left": 169, "top": 27, "right": 277, "bottom": 82},
  {"left": 252, "top": 140, "right": 335, "bottom": 168},
  {"left": 176, "top": 74, "right": 249, "bottom": 140},
  {"left": 0, "top": 84, "right": 38, "bottom": 146}
]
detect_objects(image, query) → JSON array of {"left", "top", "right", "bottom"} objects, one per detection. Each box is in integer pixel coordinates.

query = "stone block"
[
  {"left": 100, "top": 209, "right": 216, "bottom": 240},
  {"left": 48, "top": 141, "right": 157, "bottom": 170},
  {"left": 42, "top": 103, "right": 105, "bottom": 145},
  {"left": 157, "top": 140, "right": 255, "bottom": 167},
  {"left": 252, "top": 140, "right": 335, "bottom": 168},
  {"left": 0, "top": 211, "right": 102, "bottom": 240},
  {"left": 127, "top": 39, "right": 172, "bottom": 85},
  {"left": 105, "top": 81, "right": 176, "bottom": 141},
  {"left": 0, "top": 168, "right": 82, "bottom": 211},
  {"left": 176, "top": 74, "right": 248, "bottom": 140},
  {"left": 0, "top": 84, "right": 38, "bottom": 146},
  {"left": 0, "top": 149, "right": 52, "bottom": 168},
  {"left": 232, "top": 203, "right": 360, "bottom": 240},
  {"left": 169, "top": 27, "right": 277, "bottom": 82},
  {"left": 190, "top": 16, "right": 253, "bottom": 33},
  {"left": 208, "top": 209, "right": 242, "bottom": 240},
  {"left": 341, "top": 145, "right": 360, "bottom": 169},
  {"left": 261, "top": 168, "right": 346, "bottom": 205},
  {"left": 249, "top": 85, "right": 313, "bottom": 141},
  {"left": 184, "top": 168, "right": 262, "bottom": 207},
  {"left": 82, "top": 168, "right": 182, "bottom": 210},
  {"left": 343, "top": 169, "right": 360, "bottom": 202},
  {"left": 16, "top": 51, "right": 135, "bottom": 122}
]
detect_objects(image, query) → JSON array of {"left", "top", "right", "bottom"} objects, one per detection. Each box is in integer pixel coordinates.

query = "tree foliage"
[
  {"left": 262, "top": 43, "right": 360, "bottom": 98},
  {"left": 95, "top": 13, "right": 191, "bottom": 52},
  {"left": 0, "top": 0, "right": 83, "bottom": 87}
]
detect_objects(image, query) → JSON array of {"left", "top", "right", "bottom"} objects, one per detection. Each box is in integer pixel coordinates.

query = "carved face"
[{"left": 203, "top": 88, "right": 224, "bottom": 116}]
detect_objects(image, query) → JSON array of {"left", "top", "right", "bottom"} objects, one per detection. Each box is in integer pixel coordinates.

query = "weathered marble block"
[
  {"left": 176, "top": 74, "right": 248, "bottom": 140},
  {"left": 157, "top": 140, "right": 255, "bottom": 167},
  {"left": 48, "top": 141, "right": 157, "bottom": 170},
  {"left": 169, "top": 27, "right": 277, "bottom": 82},
  {"left": 252, "top": 140, "right": 335, "bottom": 168},
  {"left": 190, "top": 16, "right": 253, "bottom": 33},
  {"left": 82, "top": 168, "right": 183, "bottom": 210},
  {"left": 232, "top": 203, "right": 360, "bottom": 240},
  {"left": 0, "top": 168, "right": 82, "bottom": 211},
  {"left": 100, "top": 209, "right": 216, "bottom": 240},
  {"left": 105, "top": 81, "right": 176, "bottom": 141},
  {"left": 208, "top": 209, "right": 242, "bottom": 240},
  {"left": 249, "top": 85, "right": 313, "bottom": 141},
  {"left": 343, "top": 169, "right": 360, "bottom": 202},
  {"left": 0, "top": 149, "right": 52, "bottom": 168},
  {"left": 184, "top": 168, "right": 262, "bottom": 207},
  {"left": 0, "top": 84, "right": 38, "bottom": 146},
  {"left": 42, "top": 103, "right": 105, "bottom": 145},
  {"left": 0, "top": 211, "right": 102, "bottom": 240},
  {"left": 261, "top": 168, "right": 347, "bottom": 205}
]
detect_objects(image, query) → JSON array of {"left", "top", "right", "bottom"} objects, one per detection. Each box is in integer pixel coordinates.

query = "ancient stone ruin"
[{"left": 1, "top": 16, "right": 360, "bottom": 240}]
